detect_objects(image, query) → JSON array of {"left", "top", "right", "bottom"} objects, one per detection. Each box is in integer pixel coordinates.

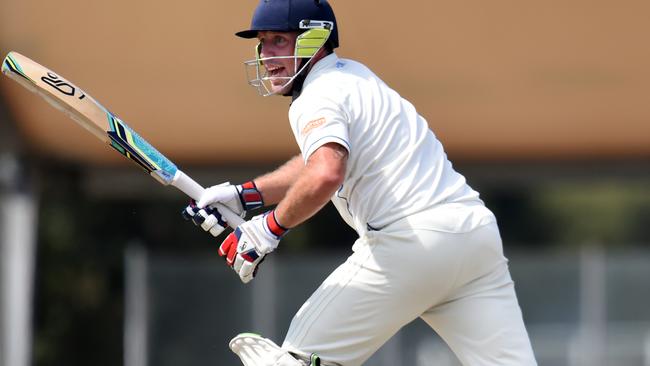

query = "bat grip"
[{"left": 171, "top": 170, "right": 245, "bottom": 227}]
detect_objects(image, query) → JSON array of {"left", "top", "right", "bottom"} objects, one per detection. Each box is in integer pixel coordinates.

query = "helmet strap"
[
  {"left": 288, "top": 58, "right": 309, "bottom": 99},
  {"left": 284, "top": 59, "right": 311, "bottom": 102}
]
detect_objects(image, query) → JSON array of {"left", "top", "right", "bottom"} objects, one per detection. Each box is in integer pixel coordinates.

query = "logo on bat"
[{"left": 41, "top": 72, "right": 85, "bottom": 100}]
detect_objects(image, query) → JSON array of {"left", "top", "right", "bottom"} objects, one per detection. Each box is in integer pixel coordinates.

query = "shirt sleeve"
[{"left": 289, "top": 95, "right": 350, "bottom": 162}]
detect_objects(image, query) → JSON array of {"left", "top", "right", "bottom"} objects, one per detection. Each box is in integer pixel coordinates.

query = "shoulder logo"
[
  {"left": 301, "top": 117, "right": 326, "bottom": 137},
  {"left": 335, "top": 61, "right": 345, "bottom": 69}
]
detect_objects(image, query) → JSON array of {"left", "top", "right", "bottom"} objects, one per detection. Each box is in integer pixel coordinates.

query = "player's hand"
[
  {"left": 197, "top": 181, "right": 264, "bottom": 216},
  {"left": 218, "top": 210, "right": 289, "bottom": 283},
  {"left": 181, "top": 199, "right": 231, "bottom": 237}
]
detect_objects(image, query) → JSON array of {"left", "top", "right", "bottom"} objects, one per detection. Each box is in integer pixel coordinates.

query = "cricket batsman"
[{"left": 183, "top": 0, "right": 538, "bottom": 365}]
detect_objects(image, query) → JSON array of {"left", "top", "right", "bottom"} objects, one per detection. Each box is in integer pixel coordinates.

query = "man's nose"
[{"left": 259, "top": 44, "right": 274, "bottom": 58}]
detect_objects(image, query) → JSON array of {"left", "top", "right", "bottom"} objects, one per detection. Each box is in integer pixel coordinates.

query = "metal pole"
[
  {"left": 643, "top": 331, "right": 650, "bottom": 366},
  {"left": 251, "top": 255, "right": 277, "bottom": 339},
  {"left": 576, "top": 244, "right": 607, "bottom": 366},
  {"left": 0, "top": 152, "right": 37, "bottom": 366},
  {"left": 124, "top": 245, "right": 149, "bottom": 366}
]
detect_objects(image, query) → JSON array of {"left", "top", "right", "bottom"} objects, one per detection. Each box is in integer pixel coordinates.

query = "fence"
[{"left": 125, "top": 246, "right": 650, "bottom": 366}]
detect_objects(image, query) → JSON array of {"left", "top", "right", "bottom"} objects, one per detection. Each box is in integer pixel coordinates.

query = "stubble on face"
[{"left": 257, "top": 31, "right": 299, "bottom": 95}]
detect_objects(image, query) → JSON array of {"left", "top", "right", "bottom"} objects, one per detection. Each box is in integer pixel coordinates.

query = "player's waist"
[{"left": 363, "top": 201, "right": 496, "bottom": 235}]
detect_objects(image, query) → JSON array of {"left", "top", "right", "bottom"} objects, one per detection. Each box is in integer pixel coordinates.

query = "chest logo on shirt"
[{"left": 301, "top": 117, "right": 326, "bottom": 137}]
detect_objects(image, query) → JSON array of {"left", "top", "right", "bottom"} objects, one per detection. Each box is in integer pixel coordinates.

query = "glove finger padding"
[
  {"left": 220, "top": 226, "right": 270, "bottom": 283},
  {"left": 201, "top": 207, "right": 229, "bottom": 237},
  {"left": 218, "top": 210, "right": 286, "bottom": 283},
  {"left": 239, "top": 262, "right": 256, "bottom": 284},
  {"left": 219, "top": 231, "right": 239, "bottom": 265},
  {"left": 235, "top": 247, "right": 263, "bottom": 283},
  {"left": 182, "top": 200, "right": 228, "bottom": 237},
  {"left": 181, "top": 201, "right": 199, "bottom": 221}
]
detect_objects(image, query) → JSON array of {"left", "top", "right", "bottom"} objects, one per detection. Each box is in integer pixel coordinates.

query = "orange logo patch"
[{"left": 301, "top": 117, "right": 326, "bottom": 137}]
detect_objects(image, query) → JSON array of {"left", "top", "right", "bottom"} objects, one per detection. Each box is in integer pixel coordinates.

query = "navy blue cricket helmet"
[{"left": 236, "top": 0, "right": 339, "bottom": 49}]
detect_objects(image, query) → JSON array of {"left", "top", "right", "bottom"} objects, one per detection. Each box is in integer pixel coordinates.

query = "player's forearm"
[
  {"left": 274, "top": 143, "right": 347, "bottom": 228},
  {"left": 254, "top": 155, "right": 304, "bottom": 205}
]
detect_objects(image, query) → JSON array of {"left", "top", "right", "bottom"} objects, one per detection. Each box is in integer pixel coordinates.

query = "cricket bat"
[{"left": 1, "top": 51, "right": 244, "bottom": 227}]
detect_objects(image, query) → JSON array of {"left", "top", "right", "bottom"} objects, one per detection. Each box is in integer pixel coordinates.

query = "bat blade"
[
  {"left": 2, "top": 51, "right": 178, "bottom": 184},
  {"left": 2, "top": 51, "right": 243, "bottom": 227}
]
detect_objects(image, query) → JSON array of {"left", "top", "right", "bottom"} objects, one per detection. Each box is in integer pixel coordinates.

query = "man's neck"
[{"left": 285, "top": 50, "right": 333, "bottom": 99}]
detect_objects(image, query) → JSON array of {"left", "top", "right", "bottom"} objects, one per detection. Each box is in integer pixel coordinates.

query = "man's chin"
[{"left": 271, "top": 82, "right": 293, "bottom": 96}]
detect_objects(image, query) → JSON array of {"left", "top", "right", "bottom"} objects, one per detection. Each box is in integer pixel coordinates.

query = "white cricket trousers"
[{"left": 282, "top": 221, "right": 537, "bottom": 366}]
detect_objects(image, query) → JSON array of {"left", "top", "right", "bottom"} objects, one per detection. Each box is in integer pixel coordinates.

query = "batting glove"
[
  {"left": 181, "top": 199, "right": 231, "bottom": 237},
  {"left": 182, "top": 181, "right": 265, "bottom": 237},
  {"left": 219, "top": 210, "right": 289, "bottom": 283},
  {"left": 198, "top": 181, "right": 264, "bottom": 215}
]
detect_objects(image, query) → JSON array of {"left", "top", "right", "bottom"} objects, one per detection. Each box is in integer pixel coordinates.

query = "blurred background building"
[{"left": 0, "top": 1, "right": 649, "bottom": 365}]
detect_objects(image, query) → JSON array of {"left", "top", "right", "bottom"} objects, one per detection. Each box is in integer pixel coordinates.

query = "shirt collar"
[
  {"left": 303, "top": 52, "right": 339, "bottom": 86},
  {"left": 291, "top": 52, "right": 339, "bottom": 101}
]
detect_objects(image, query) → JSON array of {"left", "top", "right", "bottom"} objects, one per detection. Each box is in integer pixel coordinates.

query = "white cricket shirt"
[{"left": 289, "top": 53, "right": 495, "bottom": 235}]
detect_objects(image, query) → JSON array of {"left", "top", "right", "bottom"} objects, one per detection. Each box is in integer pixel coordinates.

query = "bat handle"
[{"left": 171, "top": 170, "right": 245, "bottom": 227}]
